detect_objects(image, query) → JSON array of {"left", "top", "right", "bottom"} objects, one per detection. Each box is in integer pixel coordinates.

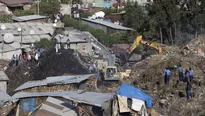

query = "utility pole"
[{"left": 37, "top": 0, "right": 40, "bottom": 15}]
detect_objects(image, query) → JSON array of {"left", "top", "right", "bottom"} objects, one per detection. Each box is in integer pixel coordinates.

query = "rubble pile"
[
  {"left": 5, "top": 49, "right": 89, "bottom": 95},
  {"left": 128, "top": 36, "right": 205, "bottom": 116}
]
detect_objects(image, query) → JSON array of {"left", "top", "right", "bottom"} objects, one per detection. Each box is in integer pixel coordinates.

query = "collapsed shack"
[
  {"left": 11, "top": 90, "right": 113, "bottom": 116},
  {"left": 14, "top": 74, "right": 97, "bottom": 93},
  {"left": 111, "top": 84, "right": 156, "bottom": 116}
]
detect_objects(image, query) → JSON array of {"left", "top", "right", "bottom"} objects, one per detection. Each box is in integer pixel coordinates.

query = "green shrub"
[
  {"left": 13, "top": 9, "right": 34, "bottom": 16},
  {"left": 0, "top": 14, "right": 12, "bottom": 23},
  {"left": 35, "top": 38, "right": 53, "bottom": 52}
]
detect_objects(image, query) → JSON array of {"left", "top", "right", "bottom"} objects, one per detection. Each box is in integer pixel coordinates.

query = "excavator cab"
[{"left": 104, "top": 66, "right": 120, "bottom": 81}]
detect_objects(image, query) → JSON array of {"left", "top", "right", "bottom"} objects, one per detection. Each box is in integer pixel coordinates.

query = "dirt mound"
[
  {"left": 31, "top": 49, "right": 89, "bottom": 80},
  {"left": 128, "top": 48, "right": 205, "bottom": 116},
  {"left": 5, "top": 49, "right": 89, "bottom": 95}
]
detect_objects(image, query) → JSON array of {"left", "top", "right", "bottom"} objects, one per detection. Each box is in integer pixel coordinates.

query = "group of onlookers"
[{"left": 11, "top": 51, "right": 40, "bottom": 67}]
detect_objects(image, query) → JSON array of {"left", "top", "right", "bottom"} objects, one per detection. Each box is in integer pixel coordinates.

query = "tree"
[
  {"left": 124, "top": 1, "right": 147, "bottom": 34},
  {"left": 35, "top": 38, "right": 53, "bottom": 52},
  {"left": 0, "top": 14, "right": 12, "bottom": 23},
  {"left": 39, "top": 0, "right": 61, "bottom": 17},
  {"left": 60, "top": 0, "right": 71, "bottom": 4}
]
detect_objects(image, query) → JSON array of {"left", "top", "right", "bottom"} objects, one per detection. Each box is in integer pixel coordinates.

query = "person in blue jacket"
[
  {"left": 164, "top": 68, "right": 171, "bottom": 84},
  {"left": 178, "top": 64, "right": 184, "bottom": 81},
  {"left": 189, "top": 68, "right": 194, "bottom": 82}
]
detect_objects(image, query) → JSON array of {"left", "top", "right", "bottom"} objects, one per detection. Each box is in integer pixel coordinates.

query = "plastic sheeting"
[{"left": 116, "top": 83, "right": 152, "bottom": 108}]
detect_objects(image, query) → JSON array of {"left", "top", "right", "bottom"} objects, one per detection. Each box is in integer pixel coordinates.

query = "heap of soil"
[
  {"left": 126, "top": 42, "right": 205, "bottom": 116},
  {"left": 5, "top": 49, "right": 89, "bottom": 95}
]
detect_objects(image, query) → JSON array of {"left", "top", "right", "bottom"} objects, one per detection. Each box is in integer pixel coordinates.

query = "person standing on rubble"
[
  {"left": 19, "top": 54, "right": 23, "bottom": 66},
  {"left": 184, "top": 69, "right": 189, "bottom": 82},
  {"left": 189, "top": 68, "right": 194, "bottom": 82},
  {"left": 186, "top": 71, "right": 192, "bottom": 99},
  {"left": 164, "top": 68, "right": 171, "bottom": 84},
  {"left": 27, "top": 53, "right": 31, "bottom": 67},
  {"left": 178, "top": 64, "right": 184, "bottom": 81},
  {"left": 15, "top": 54, "right": 19, "bottom": 66},
  {"left": 12, "top": 55, "right": 15, "bottom": 66},
  {"left": 35, "top": 52, "right": 39, "bottom": 65}
]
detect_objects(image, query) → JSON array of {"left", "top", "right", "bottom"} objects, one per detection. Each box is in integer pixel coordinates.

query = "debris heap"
[
  {"left": 5, "top": 49, "right": 89, "bottom": 95},
  {"left": 127, "top": 36, "right": 205, "bottom": 116}
]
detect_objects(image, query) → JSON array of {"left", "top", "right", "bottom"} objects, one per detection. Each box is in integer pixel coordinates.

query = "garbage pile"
[
  {"left": 5, "top": 49, "right": 89, "bottom": 95},
  {"left": 128, "top": 36, "right": 205, "bottom": 116}
]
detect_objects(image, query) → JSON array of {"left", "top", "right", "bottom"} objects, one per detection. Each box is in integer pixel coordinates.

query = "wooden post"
[{"left": 160, "top": 28, "right": 163, "bottom": 44}]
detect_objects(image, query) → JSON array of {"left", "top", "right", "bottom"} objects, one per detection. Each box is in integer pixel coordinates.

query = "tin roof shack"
[
  {"left": 14, "top": 74, "right": 95, "bottom": 92},
  {"left": 12, "top": 91, "right": 113, "bottom": 116},
  {"left": 0, "top": 71, "right": 9, "bottom": 92},
  {"left": 12, "top": 15, "right": 47, "bottom": 23},
  {"left": 81, "top": 18, "right": 133, "bottom": 33}
]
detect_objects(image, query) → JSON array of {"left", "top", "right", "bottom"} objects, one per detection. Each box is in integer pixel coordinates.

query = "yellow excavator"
[
  {"left": 102, "top": 66, "right": 131, "bottom": 81},
  {"left": 127, "top": 35, "right": 166, "bottom": 54},
  {"left": 101, "top": 35, "right": 165, "bottom": 81}
]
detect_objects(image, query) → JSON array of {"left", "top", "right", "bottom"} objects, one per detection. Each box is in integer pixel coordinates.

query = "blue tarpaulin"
[
  {"left": 22, "top": 98, "right": 36, "bottom": 112},
  {"left": 116, "top": 83, "right": 153, "bottom": 108}
]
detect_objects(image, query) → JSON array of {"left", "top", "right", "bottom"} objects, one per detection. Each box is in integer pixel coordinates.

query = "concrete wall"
[
  {"left": 1, "top": 49, "right": 21, "bottom": 60},
  {"left": 0, "top": 81, "right": 7, "bottom": 92},
  {"left": 60, "top": 4, "right": 71, "bottom": 15},
  {"left": 70, "top": 43, "right": 92, "bottom": 56}
]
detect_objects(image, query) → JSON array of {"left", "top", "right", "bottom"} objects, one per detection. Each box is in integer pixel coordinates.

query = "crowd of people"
[
  {"left": 11, "top": 50, "right": 43, "bottom": 67},
  {"left": 163, "top": 64, "right": 194, "bottom": 99}
]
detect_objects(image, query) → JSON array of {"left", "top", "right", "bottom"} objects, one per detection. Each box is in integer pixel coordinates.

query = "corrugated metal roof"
[
  {"left": 12, "top": 15, "right": 47, "bottom": 22},
  {"left": 14, "top": 74, "right": 95, "bottom": 91},
  {"left": 55, "top": 34, "right": 87, "bottom": 43},
  {"left": 63, "top": 91, "right": 114, "bottom": 107},
  {"left": 12, "top": 91, "right": 113, "bottom": 107},
  {"left": 34, "top": 97, "right": 77, "bottom": 116},
  {"left": 0, "top": 71, "right": 9, "bottom": 81},
  {"left": 12, "top": 90, "right": 84, "bottom": 99},
  {"left": 0, "top": 90, "right": 12, "bottom": 107},
  {"left": 0, "top": 22, "right": 54, "bottom": 43},
  {"left": 82, "top": 18, "right": 133, "bottom": 31},
  {"left": 0, "top": 0, "right": 30, "bottom": 6}
]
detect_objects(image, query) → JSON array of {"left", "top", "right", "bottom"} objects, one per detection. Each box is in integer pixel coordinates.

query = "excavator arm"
[
  {"left": 127, "top": 36, "right": 143, "bottom": 54},
  {"left": 127, "top": 35, "right": 164, "bottom": 54}
]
